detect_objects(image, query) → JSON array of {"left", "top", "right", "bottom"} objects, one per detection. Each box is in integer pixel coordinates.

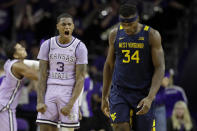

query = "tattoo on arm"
[
  {"left": 69, "top": 64, "right": 87, "bottom": 105},
  {"left": 37, "top": 60, "right": 48, "bottom": 103}
]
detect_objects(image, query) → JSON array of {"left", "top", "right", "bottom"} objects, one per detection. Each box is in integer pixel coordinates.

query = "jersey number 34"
[{"left": 122, "top": 50, "right": 140, "bottom": 63}]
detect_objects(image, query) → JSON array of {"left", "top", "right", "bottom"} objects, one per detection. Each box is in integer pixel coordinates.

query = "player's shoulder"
[
  {"left": 109, "top": 26, "right": 118, "bottom": 37},
  {"left": 40, "top": 36, "right": 56, "bottom": 45},
  {"left": 109, "top": 27, "right": 118, "bottom": 44},
  {"left": 76, "top": 40, "right": 87, "bottom": 52},
  {"left": 148, "top": 26, "right": 161, "bottom": 38},
  {"left": 73, "top": 36, "right": 86, "bottom": 47}
]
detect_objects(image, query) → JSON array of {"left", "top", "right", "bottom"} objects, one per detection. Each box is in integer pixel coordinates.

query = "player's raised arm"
[{"left": 101, "top": 28, "right": 117, "bottom": 117}]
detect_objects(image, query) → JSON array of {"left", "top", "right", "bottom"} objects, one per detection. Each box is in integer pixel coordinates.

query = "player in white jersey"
[
  {"left": 0, "top": 42, "right": 38, "bottom": 131},
  {"left": 36, "top": 13, "right": 88, "bottom": 131}
]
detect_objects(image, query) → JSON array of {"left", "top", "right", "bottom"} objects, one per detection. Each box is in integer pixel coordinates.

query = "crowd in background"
[{"left": 0, "top": 0, "right": 197, "bottom": 131}]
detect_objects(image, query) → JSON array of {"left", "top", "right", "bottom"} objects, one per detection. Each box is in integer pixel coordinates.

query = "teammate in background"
[
  {"left": 101, "top": 3, "right": 165, "bottom": 131},
  {"left": 0, "top": 42, "right": 38, "bottom": 131},
  {"left": 36, "top": 13, "right": 88, "bottom": 131}
]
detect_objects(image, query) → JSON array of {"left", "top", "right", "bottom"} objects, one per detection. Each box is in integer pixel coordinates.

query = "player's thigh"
[
  {"left": 0, "top": 109, "right": 17, "bottom": 131},
  {"left": 112, "top": 122, "right": 130, "bottom": 131},
  {"left": 61, "top": 127, "right": 74, "bottom": 131},
  {"left": 37, "top": 91, "right": 59, "bottom": 124},
  {"left": 58, "top": 93, "right": 80, "bottom": 128},
  {"left": 135, "top": 104, "right": 155, "bottom": 131},
  {"left": 39, "top": 123, "right": 58, "bottom": 131},
  {"left": 109, "top": 87, "right": 130, "bottom": 123}
]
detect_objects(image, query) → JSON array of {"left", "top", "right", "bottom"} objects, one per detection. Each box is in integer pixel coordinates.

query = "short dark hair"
[
  {"left": 57, "top": 13, "right": 73, "bottom": 23},
  {"left": 4, "top": 41, "right": 17, "bottom": 60},
  {"left": 119, "top": 3, "right": 137, "bottom": 17}
]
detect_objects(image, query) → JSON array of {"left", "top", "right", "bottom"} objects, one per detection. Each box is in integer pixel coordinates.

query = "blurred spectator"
[
  {"left": 90, "top": 47, "right": 107, "bottom": 82},
  {"left": 100, "top": 0, "right": 119, "bottom": 29},
  {"left": 0, "top": 0, "right": 18, "bottom": 39},
  {"left": 77, "top": 73, "right": 95, "bottom": 131},
  {"left": 167, "top": 101, "right": 197, "bottom": 131},
  {"left": 15, "top": 6, "right": 36, "bottom": 47},
  {"left": 154, "top": 72, "right": 170, "bottom": 131},
  {"left": 165, "top": 69, "right": 188, "bottom": 118},
  {"left": 29, "top": 44, "right": 39, "bottom": 60}
]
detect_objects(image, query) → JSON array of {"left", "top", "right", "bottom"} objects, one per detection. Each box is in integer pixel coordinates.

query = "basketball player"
[
  {"left": 0, "top": 42, "right": 38, "bottom": 131},
  {"left": 101, "top": 3, "right": 165, "bottom": 131},
  {"left": 36, "top": 13, "right": 88, "bottom": 131}
]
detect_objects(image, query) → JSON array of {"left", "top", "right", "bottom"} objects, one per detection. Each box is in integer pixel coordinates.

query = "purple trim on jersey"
[
  {"left": 55, "top": 36, "right": 76, "bottom": 48},
  {"left": 75, "top": 41, "right": 81, "bottom": 58},
  {"left": 0, "top": 76, "right": 5, "bottom": 85},
  {"left": 6, "top": 81, "right": 21, "bottom": 109}
]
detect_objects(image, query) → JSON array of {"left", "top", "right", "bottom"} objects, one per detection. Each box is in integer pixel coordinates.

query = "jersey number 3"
[
  {"left": 122, "top": 50, "right": 140, "bottom": 63},
  {"left": 57, "top": 62, "right": 64, "bottom": 72}
]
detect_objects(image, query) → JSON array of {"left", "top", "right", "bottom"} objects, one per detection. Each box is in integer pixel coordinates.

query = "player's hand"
[
  {"left": 61, "top": 103, "right": 73, "bottom": 116},
  {"left": 37, "top": 103, "right": 47, "bottom": 114},
  {"left": 136, "top": 97, "right": 153, "bottom": 115},
  {"left": 101, "top": 97, "right": 110, "bottom": 117}
]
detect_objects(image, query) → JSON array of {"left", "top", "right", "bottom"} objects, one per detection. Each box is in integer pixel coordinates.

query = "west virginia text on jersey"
[{"left": 112, "top": 25, "right": 154, "bottom": 89}]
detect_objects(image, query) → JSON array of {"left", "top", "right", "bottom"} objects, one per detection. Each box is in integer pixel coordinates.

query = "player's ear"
[{"left": 73, "top": 23, "right": 75, "bottom": 30}]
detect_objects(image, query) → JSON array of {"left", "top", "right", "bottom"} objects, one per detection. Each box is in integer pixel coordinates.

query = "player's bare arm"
[
  {"left": 61, "top": 64, "right": 87, "bottom": 116},
  {"left": 101, "top": 28, "right": 117, "bottom": 117},
  {"left": 137, "top": 28, "right": 165, "bottom": 115},
  {"left": 148, "top": 29, "right": 165, "bottom": 100},
  {"left": 37, "top": 60, "right": 48, "bottom": 113},
  {"left": 12, "top": 61, "right": 38, "bottom": 80}
]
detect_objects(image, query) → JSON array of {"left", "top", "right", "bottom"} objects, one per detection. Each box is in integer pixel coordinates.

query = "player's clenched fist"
[
  {"left": 61, "top": 104, "right": 73, "bottom": 116},
  {"left": 37, "top": 103, "right": 47, "bottom": 114}
]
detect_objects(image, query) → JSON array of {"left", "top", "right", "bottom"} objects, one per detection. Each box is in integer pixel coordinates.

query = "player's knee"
[{"left": 61, "top": 127, "right": 74, "bottom": 131}]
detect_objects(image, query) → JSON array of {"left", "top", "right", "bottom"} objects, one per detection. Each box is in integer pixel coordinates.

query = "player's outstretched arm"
[
  {"left": 137, "top": 28, "right": 165, "bottom": 115},
  {"left": 101, "top": 28, "right": 117, "bottom": 117},
  {"left": 61, "top": 64, "right": 87, "bottom": 116},
  {"left": 12, "top": 61, "right": 38, "bottom": 80}
]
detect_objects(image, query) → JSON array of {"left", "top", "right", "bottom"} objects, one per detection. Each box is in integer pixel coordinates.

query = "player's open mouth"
[{"left": 64, "top": 31, "right": 69, "bottom": 35}]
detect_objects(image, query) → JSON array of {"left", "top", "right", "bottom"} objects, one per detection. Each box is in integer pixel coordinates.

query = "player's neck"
[
  {"left": 59, "top": 36, "right": 72, "bottom": 44},
  {"left": 134, "top": 23, "right": 142, "bottom": 35}
]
